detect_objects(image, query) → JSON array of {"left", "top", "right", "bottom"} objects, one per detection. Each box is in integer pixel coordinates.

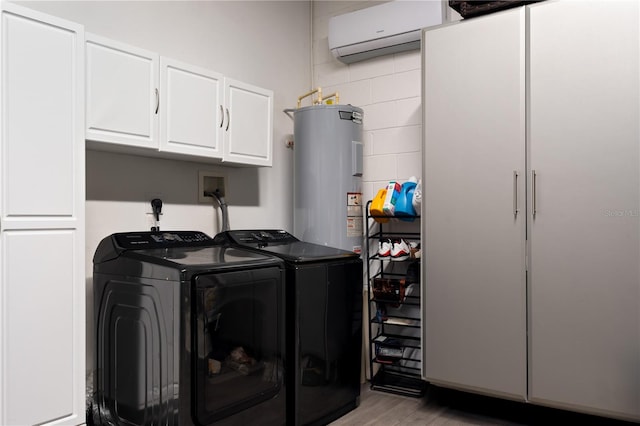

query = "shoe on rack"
[
  {"left": 409, "top": 241, "right": 421, "bottom": 259},
  {"left": 378, "top": 238, "right": 392, "bottom": 257},
  {"left": 412, "top": 248, "right": 421, "bottom": 259},
  {"left": 390, "top": 239, "right": 410, "bottom": 261}
]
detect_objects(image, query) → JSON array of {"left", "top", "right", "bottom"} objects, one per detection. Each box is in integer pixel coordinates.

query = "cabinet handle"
[
  {"left": 532, "top": 170, "right": 537, "bottom": 218},
  {"left": 219, "top": 105, "right": 224, "bottom": 128},
  {"left": 225, "top": 108, "right": 230, "bottom": 131},
  {"left": 513, "top": 171, "right": 519, "bottom": 217},
  {"left": 155, "top": 88, "right": 159, "bottom": 114}
]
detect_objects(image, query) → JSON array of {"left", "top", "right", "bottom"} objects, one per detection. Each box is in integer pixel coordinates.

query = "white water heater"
[{"left": 293, "top": 104, "right": 364, "bottom": 254}]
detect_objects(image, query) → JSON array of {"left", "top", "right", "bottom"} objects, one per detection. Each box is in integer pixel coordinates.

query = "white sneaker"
[
  {"left": 409, "top": 241, "right": 421, "bottom": 259},
  {"left": 390, "top": 239, "right": 410, "bottom": 261},
  {"left": 378, "top": 238, "right": 392, "bottom": 257}
]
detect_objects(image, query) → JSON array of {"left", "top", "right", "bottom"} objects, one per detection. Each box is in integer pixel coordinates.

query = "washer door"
[{"left": 192, "top": 266, "right": 285, "bottom": 425}]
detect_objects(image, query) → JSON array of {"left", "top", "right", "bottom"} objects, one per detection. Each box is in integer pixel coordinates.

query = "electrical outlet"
[{"left": 198, "top": 171, "right": 227, "bottom": 203}]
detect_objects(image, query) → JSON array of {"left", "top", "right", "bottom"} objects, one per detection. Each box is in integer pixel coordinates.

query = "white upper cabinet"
[
  {"left": 223, "top": 79, "right": 273, "bottom": 167},
  {"left": 160, "top": 57, "right": 224, "bottom": 158},
  {"left": 86, "top": 33, "right": 159, "bottom": 149},
  {"left": 85, "top": 34, "right": 273, "bottom": 166},
  {"left": 1, "top": 2, "right": 85, "bottom": 425}
]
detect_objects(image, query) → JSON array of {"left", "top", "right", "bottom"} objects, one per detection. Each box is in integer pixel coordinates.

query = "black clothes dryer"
[
  {"left": 91, "top": 231, "right": 286, "bottom": 425},
  {"left": 214, "top": 230, "right": 363, "bottom": 426}
]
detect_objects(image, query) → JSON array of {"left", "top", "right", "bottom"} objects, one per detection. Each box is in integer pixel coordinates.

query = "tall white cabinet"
[
  {"left": 0, "top": 2, "right": 85, "bottom": 425},
  {"left": 527, "top": 0, "right": 639, "bottom": 417},
  {"left": 422, "top": 7, "right": 527, "bottom": 400},
  {"left": 423, "top": 0, "right": 639, "bottom": 421}
]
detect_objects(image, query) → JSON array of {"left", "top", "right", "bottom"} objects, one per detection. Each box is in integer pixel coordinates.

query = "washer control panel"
[{"left": 114, "top": 231, "right": 212, "bottom": 249}]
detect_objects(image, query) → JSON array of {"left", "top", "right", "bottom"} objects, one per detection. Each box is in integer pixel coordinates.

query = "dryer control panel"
[{"left": 221, "top": 230, "right": 299, "bottom": 245}]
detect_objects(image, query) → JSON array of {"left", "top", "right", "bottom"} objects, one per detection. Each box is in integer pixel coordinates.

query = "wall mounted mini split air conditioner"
[{"left": 328, "top": 0, "right": 445, "bottom": 64}]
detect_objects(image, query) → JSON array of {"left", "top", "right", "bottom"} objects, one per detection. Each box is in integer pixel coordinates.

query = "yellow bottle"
[{"left": 370, "top": 189, "right": 389, "bottom": 223}]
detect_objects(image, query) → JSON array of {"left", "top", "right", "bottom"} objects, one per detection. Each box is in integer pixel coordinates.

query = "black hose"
[{"left": 205, "top": 189, "right": 229, "bottom": 232}]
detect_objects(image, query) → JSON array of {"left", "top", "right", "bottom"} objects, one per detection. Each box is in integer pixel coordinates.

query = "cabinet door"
[
  {"left": 422, "top": 8, "right": 526, "bottom": 399},
  {"left": 223, "top": 78, "right": 273, "bottom": 167},
  {"left": 159, "top": 57, "right": 224, "bottom": 158},
  {"left": 0, "top": 3, "right": 85, "bottom": 425},
  {"left": 528, "top": 1, "right": 640, "bottom": 419},
  {"left": 86, "top": 33, "right": 159, "bottom": 149}
]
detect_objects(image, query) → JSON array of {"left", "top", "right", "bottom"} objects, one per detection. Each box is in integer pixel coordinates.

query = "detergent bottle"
[
  {"left": 382, "top": 181, "right": 402, "bottom": 216},
  {"left": 394, "top": 177, "right": 418, "bottom": 221},
  {"left": 412, "top": 178, "right": 422, "bottom": 216},
  {"left": 369, "top": 188, "right": 389, "bottom": 223}
]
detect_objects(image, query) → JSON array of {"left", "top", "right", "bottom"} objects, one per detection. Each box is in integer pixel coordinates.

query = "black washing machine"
[
  {"left": 213, "top": 230, "right": 363, "bottom": 426},
  {"left": 91, "top": 231, "right": 286, "bottom": 425}
]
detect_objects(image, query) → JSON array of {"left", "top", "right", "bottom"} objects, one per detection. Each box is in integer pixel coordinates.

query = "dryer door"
[{"left": 192, "top": 266, "right": 285, "bottom": 425}]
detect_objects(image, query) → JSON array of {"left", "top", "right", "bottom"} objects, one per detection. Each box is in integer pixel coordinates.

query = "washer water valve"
[{"left": 151, "top": 198, "right": 163, "bottom": 231}]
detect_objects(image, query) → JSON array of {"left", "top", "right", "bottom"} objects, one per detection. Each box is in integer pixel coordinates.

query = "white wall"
[
  {"left": 313, "top": 0, "right": 421, "bottom": 204},
  {"left": 312, "top": 0, "right": 458, "bottom": 202},
  {"left": 19, "top": 0, "right": 312, "bottom": 375}
]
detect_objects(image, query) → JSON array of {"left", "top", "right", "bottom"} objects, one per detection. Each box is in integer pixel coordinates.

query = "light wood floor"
[{"left": 330, "top": 384, "right": 637, "bottom": 425}]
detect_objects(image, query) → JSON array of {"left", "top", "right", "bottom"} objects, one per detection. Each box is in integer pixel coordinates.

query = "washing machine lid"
[
  {"left": 132, "top": 245, "right": 277, "bottom": 268},
  {"left": 215, "top": 229, "right": 360, "bottom": 263},
  {"left": 94, "top": 231, "right": 281, "bottom": 272}
]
